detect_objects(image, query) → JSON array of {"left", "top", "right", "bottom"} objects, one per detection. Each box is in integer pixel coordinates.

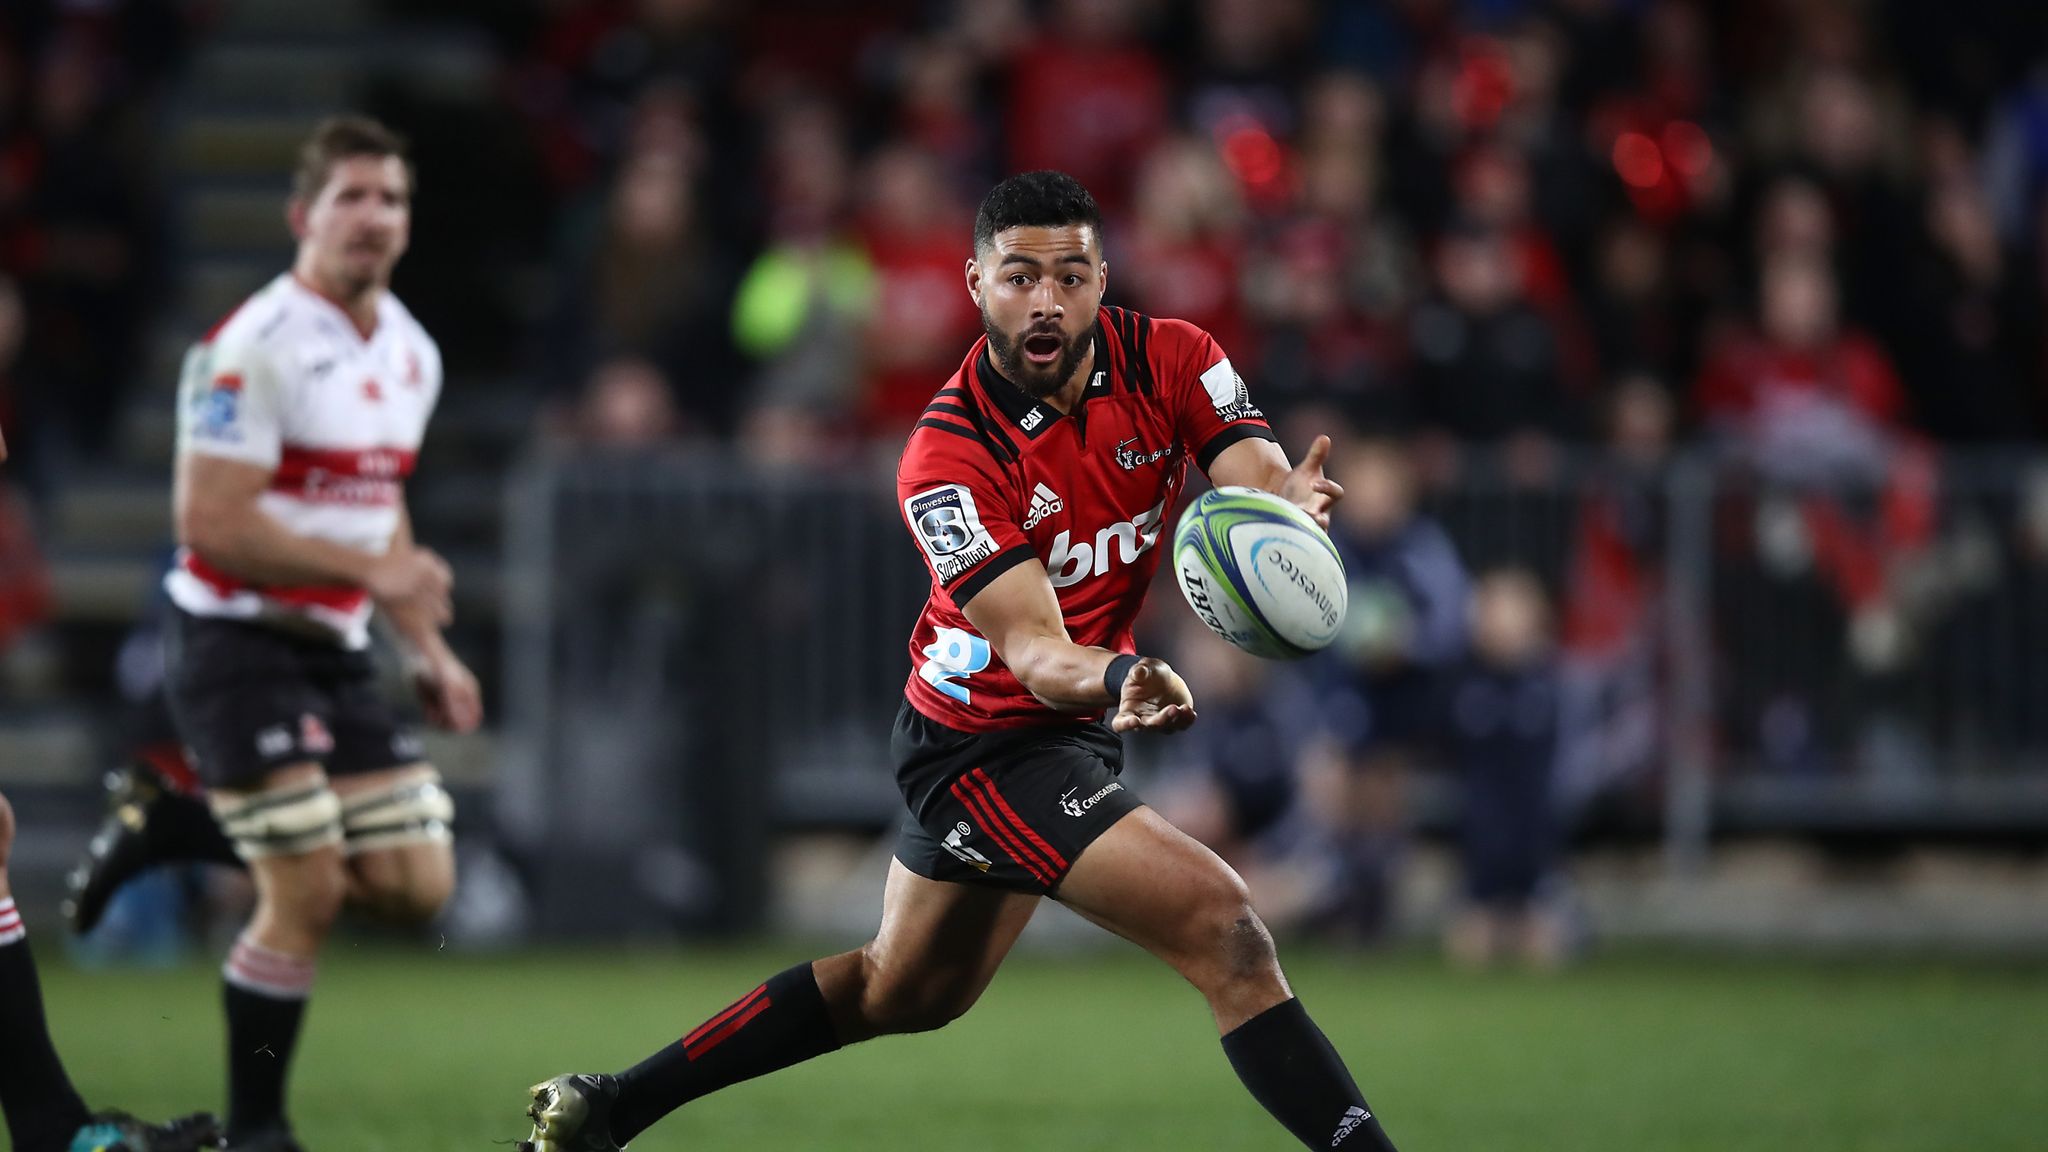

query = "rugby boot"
[
  {"left": 68, "top": 1109, "right": 223, "bottom": 1152},
  {"left": 65, "top": 756, "right": 240, "bottom": 934},
  {"left": 518, "top": 1073, "right": 624, "bottom": 1151}
]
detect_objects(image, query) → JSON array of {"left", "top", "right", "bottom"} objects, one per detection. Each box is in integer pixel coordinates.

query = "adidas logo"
[
  {"left": 1331, "top": 1106, "right": 1372, "bottom": 1147},
  {"left": 1022, "top": 482, "right": 1063, "bottom": 530}
]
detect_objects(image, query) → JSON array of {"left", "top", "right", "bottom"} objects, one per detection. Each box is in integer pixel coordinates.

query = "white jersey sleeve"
[{"left": 175, "top": 320, "right": 287, "bottom": 470}]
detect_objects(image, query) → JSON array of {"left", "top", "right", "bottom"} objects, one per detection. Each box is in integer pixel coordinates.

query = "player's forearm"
[
  {"left": 183, "top": 511, "right": 380, "bottom": 588},
  {"left": 1008, "top": 635, "right": 1125, "bottom": 713}
]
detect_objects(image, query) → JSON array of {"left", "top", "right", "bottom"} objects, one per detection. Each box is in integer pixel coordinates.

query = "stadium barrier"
[{"left": 498, "top": 448, "right": 2048, "bottom": 928}]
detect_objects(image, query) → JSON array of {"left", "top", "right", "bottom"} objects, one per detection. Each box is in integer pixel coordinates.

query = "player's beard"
[{"left": 983, "top": 311, "right": 1094, "bottom": 399}]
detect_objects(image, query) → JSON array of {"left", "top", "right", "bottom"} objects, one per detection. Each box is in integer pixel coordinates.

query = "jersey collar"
[{"left": 973, "top": 322, "right": 1112, "bottom": 440}]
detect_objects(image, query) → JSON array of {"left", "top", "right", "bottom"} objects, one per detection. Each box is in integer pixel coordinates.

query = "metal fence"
[{"left": 497, "top": 449, "right": 2048, "bottom": 927}]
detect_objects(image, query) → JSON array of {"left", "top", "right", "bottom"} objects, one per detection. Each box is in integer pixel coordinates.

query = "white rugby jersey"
[{"left": 165, "top": 273, "right": 443, "bottom": 649}]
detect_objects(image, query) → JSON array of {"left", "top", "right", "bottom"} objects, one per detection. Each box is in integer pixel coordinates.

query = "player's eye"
[
  {"left": 1062, "top": 275, "right": 1082, "bottom": 287},
  {"left": 1009, "top": 274, "right": 1032, "bottom": 287}
]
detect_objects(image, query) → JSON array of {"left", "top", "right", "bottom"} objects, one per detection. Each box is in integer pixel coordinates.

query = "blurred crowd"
[{"left": 3, "top": 1, "right": 2048, "bottom": 954}]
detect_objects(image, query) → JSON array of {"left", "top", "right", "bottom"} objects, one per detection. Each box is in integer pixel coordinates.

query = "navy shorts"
[
  {"left": 163, "top": 608, "right": 422, "bottom": 790},
  {"left": 892, "top": 699, "right": 1144, "bottom": 893}
]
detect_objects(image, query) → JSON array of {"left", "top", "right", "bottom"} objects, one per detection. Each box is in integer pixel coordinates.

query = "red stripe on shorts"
[
  {"left": 969, "top": 767, "right": 1069, "bottom": 871},
  {"left": 952, "top": 775, "right": 1057, "bottom": 885}
]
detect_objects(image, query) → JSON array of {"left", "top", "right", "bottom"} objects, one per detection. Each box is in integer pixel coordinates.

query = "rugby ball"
[{"left": 1172, "top": 487, "right": 1348, "bottom": 659}]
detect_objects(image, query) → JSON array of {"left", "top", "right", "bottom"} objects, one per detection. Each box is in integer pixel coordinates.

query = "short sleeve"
[
  {"left": 1160, "top": 319, "right": 1276, "bottom": 473},
  {"left": 897, "top": 435, "right": 1034, "bottom": 606},
  {"left": 175, "top": 328, "right": 285, "bottom": 469}
]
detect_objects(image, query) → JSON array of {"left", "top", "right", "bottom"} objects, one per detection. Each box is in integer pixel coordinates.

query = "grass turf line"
[{"left": 33, "top": 944, "right": 2048, "bottom": 1151}]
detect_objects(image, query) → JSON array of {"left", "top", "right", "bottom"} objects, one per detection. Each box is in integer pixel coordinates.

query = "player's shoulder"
[
  {"left": 377, "top": 291, "right": 440, "bottom": 353},
  {"left": 1098, "top": 306, "right": 1218, "bottom": 395},
  {"left": 900, "top": 360, "right": 1016, "bottom": 479},
  {"left": 199, "top": 275, "right": 296, "bottom": 357}
]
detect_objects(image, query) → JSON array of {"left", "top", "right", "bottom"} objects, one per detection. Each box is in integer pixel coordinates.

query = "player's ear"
[
  {"left": 285, "top": 196, "right": 310, "bottom": 241},
  {"left": 965, "top": 255, "right": 985, "bottom": 308},
  {"left": 1097, "top": 260, "right": 1109, "bottom": 297}
]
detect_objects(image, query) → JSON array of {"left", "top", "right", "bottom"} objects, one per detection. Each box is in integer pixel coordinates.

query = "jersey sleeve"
[
  {"left": 174, "top": 326, "right": 286, "bottom": 470},
  {"left": 1156, "top": 318, "right": 1277, "bottom": 473},
  {"left": 897, "top": 432, "right": 1034, "bottom": 606}
]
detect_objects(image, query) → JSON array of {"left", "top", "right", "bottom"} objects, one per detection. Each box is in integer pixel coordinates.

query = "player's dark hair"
[
  {"left": 292, "top": 115, "right": 412, "bottom": 203},
  {"left": 973, "top": 171, "right": 1103, "bottom": 256}
]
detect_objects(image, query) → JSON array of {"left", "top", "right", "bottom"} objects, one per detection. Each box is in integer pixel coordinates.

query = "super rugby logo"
[{"left": 906, "top": 484, "right": 997, "bottom": 583}]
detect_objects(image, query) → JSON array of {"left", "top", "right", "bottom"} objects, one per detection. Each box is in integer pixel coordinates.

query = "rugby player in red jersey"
[
  {"left": 519, "top": 172, "right": 1401, "bottom": 1152},
  {"left": 0, "top": 790, "right": 222, "bottom": 1152}
]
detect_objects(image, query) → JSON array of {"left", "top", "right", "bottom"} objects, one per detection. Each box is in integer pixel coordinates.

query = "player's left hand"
[
  {"left": 1111, "top": 658, "right": 1198, "bottom": 734},
  {"left": 1280, "top": 435, "right": 1343, "bottom": 529},
  {"left": 0, "top": 789, "right": 14, "bottom": 871},
  {"left": 414, "top": 650, "right": 483, "bottom": 733}
]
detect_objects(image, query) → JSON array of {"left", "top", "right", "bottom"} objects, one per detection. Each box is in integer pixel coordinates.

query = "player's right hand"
[
  {"left": 368, "top": 546, "right": 454, "bottom": 629},
  {"left": 1111, "top": 658, "right": 1197, "bottom": 734}
]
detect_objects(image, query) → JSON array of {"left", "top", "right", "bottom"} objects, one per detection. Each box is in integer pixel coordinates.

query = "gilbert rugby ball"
[{"left": 1172, "top": 487, "right": 1348, "bottom": 659}]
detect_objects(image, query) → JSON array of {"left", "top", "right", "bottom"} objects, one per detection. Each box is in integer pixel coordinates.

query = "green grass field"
[{"left": 33, "top": 942, "right": 2048, "bottom": 1151}]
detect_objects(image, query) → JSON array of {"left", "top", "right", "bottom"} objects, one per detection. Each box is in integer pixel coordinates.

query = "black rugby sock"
[
  {"left": 0, "top": 902, "right": 94, "bottom": 1152},
  {"left": 222, "top": 936, "right": 316, "bottom": 1140},
  {"left": 1222, "top": 997, "right": 1399, "bottom": 1151},
  {"left": 609, "top": 962, "right": 842, "bottom": 1144}
]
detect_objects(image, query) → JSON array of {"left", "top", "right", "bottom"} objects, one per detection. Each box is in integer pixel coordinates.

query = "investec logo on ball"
[
  {"left": 1046, "top": 499, "right": 1167, "bottom": 588},
  {"left": 906, "top": 484, "right": 998, "bottom": 583},
  {"left": 1257, "top": 543, "right": 1342, "bottom": 632}
]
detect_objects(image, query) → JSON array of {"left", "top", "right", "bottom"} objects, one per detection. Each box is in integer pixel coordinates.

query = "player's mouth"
[{"left": 1022, "top": 331, "right": 1064, "bottom": 366}]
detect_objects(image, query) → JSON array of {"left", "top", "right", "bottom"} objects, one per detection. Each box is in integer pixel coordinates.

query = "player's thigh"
[{"left": 1055, "top": 805, "right": 1284, "bottom": 986}]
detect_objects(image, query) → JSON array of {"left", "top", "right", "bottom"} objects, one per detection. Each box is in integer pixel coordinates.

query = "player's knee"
[
  {"left": 260, "top": 852, "right": 350, "bottom": 933},
  {"left": 858, "top": 951, "right": 980, "bottom": 1035},
  {"left": 348, "top": 845, "right": 455, "bottom": 927},
  {"left": 1185, "top": 873, "right": 1278, "bottom": 987}
]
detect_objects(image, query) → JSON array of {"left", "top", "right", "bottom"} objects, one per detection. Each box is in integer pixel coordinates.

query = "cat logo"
[{"left": 942, "top": 821, "right": 992, "bottom": 872}]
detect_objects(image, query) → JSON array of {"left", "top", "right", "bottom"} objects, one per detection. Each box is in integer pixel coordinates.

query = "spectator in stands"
[
  {"left": 1556, "top": 375, "right": 1674, "bottom": 807},
  {"left": 1249, "top": 73, "right": 1415, "bottom": 430},
  {"left": 1695, "top": 252, "right": 1937, "bottom": 671},
  {"left": 852, "top": 143, "right": 980, "bottom": 439},
  {"left": 568, "top": 357, "right": 686, "bottom": 453},
  {"left": 17, "top": 29, "right": 159, "bottom": 463},
  {"left": 1410, "top": 220, "right": 1580, "bottom": 469},
  {"left": 1307, "top": 435, "right": 1470, "bottom": 942},
  {"left": 549, "top": 141, "right": 739, "bottom": 436},
  {"left": 1444, "top": 567, "right": 1569, "bottom": 970},
  {"left": 729, "top": 96, "right": 871, "bottom": 465},
  {"left": 1002, "top": 0, "right": 1168, "bottom": 219},
  {"left": 1586, "top": 217, "right": 1681, "bottom": 384},
  {"left": 1121, "top": 135, "right": 1249, "bottom": 361},
  {"left": 1897, "top": 162, "right": 2040, "bottom": 442}
]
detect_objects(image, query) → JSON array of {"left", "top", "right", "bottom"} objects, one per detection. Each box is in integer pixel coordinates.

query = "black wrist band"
[{"left": 1104, "top": 654, "right": 1142, "bottom": 700}]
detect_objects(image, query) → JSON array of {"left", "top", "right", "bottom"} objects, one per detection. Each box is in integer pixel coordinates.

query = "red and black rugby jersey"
[{"left": 896, "top": 306, "right": 1275, "bottom": 732}]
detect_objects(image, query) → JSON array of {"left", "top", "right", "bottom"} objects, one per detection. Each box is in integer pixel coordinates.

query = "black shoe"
[
  {"left": 518, "top": 1073, "right": 624, "bottom": 1151},
  {"left": 70, "top": 1110, "right": 224, "bottom": 1151},
  {"left": 64, "top": 759, "right": 239, "bottom": 935}
]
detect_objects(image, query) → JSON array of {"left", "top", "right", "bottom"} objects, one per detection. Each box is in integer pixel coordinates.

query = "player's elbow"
[{"left": 177, "top": 494, "right": 251, "bottom": 571}]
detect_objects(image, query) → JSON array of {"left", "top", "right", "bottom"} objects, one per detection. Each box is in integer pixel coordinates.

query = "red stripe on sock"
[
  {"left": 682, "top": 985, "right": 768, "bottom": 1049},
  {"left": 951, "top": 777, "right": 1055, "bottom": 885},
  {"left": 970, "top": 768, "right": 1069, "bottom": 871},
  {"left": 684, "top": 995, "right": 772, "bottom": 1061}
]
